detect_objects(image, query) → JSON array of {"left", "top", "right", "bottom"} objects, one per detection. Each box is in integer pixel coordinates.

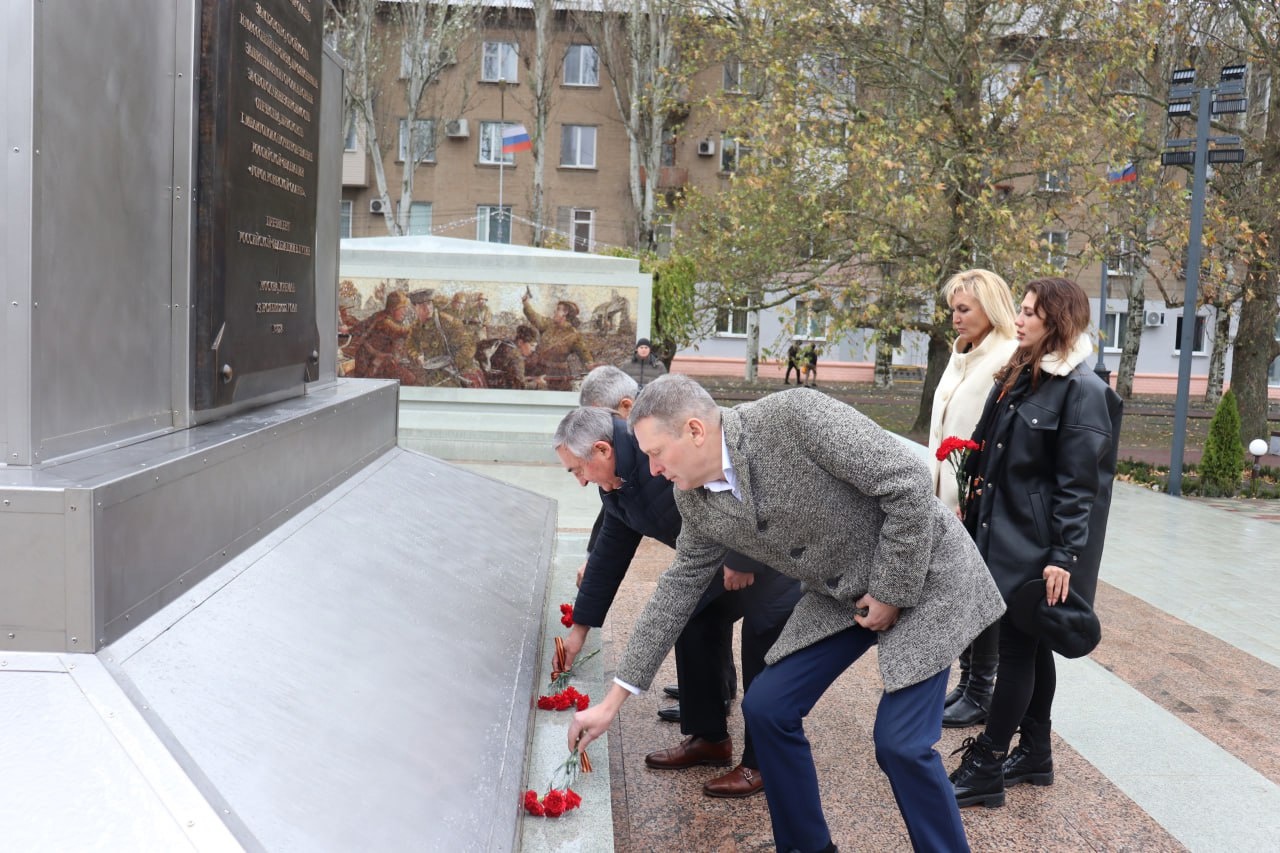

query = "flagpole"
[{"left": 498, "top": 78, "right": 506, "bottom": 240}]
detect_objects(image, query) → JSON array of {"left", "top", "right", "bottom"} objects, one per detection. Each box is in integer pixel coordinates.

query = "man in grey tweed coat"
[{"left": 568, "top": 375, "right": 1004, "bottom": 853}]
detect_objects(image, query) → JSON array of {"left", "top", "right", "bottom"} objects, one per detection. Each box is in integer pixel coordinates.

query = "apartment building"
[{"left": 335, "top": 6, "right": 1280, "bottom": 393}]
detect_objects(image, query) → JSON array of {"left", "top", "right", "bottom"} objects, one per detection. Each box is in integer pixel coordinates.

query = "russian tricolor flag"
[
  {"left": 1107, "top": 163, "right": 1136, "bottom": 184},
  {"left": 502, "top": 123, "right": 532, "bottom": 154}
]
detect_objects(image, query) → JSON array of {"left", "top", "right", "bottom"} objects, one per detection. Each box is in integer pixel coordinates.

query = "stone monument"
[
  {"left": 0, "top": 3, "right": 555, "bottom": 848},
  {"left": 0, "top": 0, "right": 370, "bottom": 650}
]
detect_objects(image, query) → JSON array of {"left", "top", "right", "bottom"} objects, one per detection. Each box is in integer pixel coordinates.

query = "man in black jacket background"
[{"left": 553, "top": 406, "right": 801, "bottom": 798}]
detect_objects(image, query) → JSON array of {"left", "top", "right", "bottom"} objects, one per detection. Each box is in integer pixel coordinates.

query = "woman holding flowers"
[
  {"left": 928, "top": 269, "right": 1018, "bottom": 729},
  {"left": 949, "top": 277, "right": 1122, "bottom": 808}
]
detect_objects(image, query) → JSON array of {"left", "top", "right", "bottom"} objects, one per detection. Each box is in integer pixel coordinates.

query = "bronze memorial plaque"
[{"left": 194, "top": 0, "right": 323, "bottom": 410}]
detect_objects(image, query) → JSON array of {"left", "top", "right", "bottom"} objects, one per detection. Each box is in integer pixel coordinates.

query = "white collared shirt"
[
  {"left": 615, "top": 432, "right": 738, "bottom": 696},
  {"left": 701, "top": 432, "right": 741, "bottom": 501}
]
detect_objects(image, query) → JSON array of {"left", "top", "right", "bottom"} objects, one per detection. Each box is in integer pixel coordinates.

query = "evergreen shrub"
[{"left": 1198, "top": 390, "right": 1245, "bottom": 497}]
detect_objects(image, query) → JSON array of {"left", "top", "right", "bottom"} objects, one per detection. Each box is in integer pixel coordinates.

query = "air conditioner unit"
[
  {"left": 445, "top": 119, "right": 469, "bottom": 138},
  {"left": 1144, "top": 311, "right": 1165, "bottom": 327},
  {"left": 697, "top": 139, "right": 716, "bottom": 156},
  {"left": 369, "top": 198, "right": 386, "bottom": 215}
]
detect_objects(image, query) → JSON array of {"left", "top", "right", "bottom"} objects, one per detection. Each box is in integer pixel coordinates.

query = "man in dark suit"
[
  {"left": 567, "top": 375, "right": 1005, "bottom": 853},
  {"left": 577, "top": 365, "right": 738, "bottom": 717},
  {"left": 554, "top": 405, "right": 801, "bottom": 798}
]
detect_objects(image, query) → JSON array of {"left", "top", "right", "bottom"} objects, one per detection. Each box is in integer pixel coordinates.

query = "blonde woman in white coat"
[{"left": 928, "top": 269, "right": 1018, "bottom": 728}]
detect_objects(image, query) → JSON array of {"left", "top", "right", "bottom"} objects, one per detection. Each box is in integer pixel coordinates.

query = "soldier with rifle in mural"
[{"left": 407, "top": 289, "right": 485, "bottom": 388}]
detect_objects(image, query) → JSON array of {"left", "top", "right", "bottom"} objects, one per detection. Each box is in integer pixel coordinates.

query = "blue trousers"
[{"left": 742, "top": 626, "right": 970, "bottom": 853}]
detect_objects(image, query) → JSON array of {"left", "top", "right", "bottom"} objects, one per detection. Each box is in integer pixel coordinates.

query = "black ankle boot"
[
  {"left": 950, "top": 734, "right": 1006, "bottom": 808},
  {"left": 942, "top": 653, "right": 995, "bottom": 727},
  {"left": 944, "top": 647, "right": 972, "bottom": 708},
  {"left": 1004, "top": 717, "right": 1054, "bottom": 786}
]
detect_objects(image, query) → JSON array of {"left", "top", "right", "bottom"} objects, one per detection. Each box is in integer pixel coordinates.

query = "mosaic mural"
[{"left": 339, "top": 277, "right": 640, "bottom": 391}]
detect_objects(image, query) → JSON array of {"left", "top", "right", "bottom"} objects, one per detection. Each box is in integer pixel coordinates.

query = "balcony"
[{"left": 639, "top": 165, "right": 688, "bottom": 190}]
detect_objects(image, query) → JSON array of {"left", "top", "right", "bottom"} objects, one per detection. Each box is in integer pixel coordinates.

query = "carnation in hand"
[{"left": 936, "top": 435, "right": 980, "bottom": 513}]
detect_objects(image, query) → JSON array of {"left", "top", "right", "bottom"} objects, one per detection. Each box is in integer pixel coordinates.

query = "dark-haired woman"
[{"left": 950, "top": 277, "right": 1122, "bottom": 808}]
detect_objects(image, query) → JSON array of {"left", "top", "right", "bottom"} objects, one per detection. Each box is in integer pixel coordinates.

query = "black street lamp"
[{"left": 1162, "top": 65, "right": 1248, "bottom": 497}]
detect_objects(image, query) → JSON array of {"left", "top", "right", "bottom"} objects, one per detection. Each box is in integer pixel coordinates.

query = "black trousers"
[
  {"left": 674, "top": 585, "right": 789, "bottom": 769},
  {"left": 784, "top": 362, "right": 800, "bottom": 383},
  {"left": 984, "top": 613, "right": 1057, "bottom": 751}
]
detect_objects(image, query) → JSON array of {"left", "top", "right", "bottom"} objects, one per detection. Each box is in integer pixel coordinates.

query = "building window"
[
  {"left": 723, "top": 57, "right": 754, "bottom": 93},
  {"left": 715, "top": 301, "right": 749, "bottom": 336},
  {"left": 655, "top": 217, "right": 674, "bottom": 258},
  {"left": 564, "top": 45, "right": 599, "bottom": 86},
  {"left": 340, "top": 200, "right": 352, "bottom": 239},
  {"left": 343, "top": 114, "right": 358, "bottom": 152},
  {"left": 1102, "top": 312, "right": 1127, "bottom": 351},
  {"left": 720, "top": 136, "right": 752, "bottom": 173},
  {"left": 1173, "top": 313, "right": 1207, "bottom": 355},
  {"left": 1039, "top": 168, "right": 1068, "bottom": 192},
  {"left": 795, "top": 299, "right": 828, "bottom": 340},
  {"left": 401, "top": 40, "right": 431, "bottom": 79},
  {"left": 479, "top": 121, "right": 516, "bottom": 165},
  {"left": 560, "top": 125, "right": 597, "bottom": 168},
  {"left": 398, "top": 118, "right": 436, "bottom": 163},
  {"left": 408, "top": 201, "right": 432, "bottom": 236},
  {"left": 801, "top": 53, "right": 856, "bottom": 107},
  {"left": 571, "top": 209, "right": 594, "bottom": 252},
  {"left": 983, "top": 62, "right": 1023, "bottom": 118},
  {"left": 1041, "top": 231, "right": 1068, "bottom": 269},
  {"left": 482, "top": 41, "right": 518, "bottom": 83},
  {"left": 477, "top": 205, "right": 512, "bottom": 244},
  {"left": 1107, "top": 237, "right": 1135, "bottom": 276}
]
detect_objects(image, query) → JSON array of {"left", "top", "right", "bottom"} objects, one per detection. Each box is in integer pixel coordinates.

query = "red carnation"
[
  {"left": 542, "top": 789, "right": 567, "bottom": 817},
  {"left": 536, "top": 695, "right": 556, "bottom": 711},
  {"left": 522, "top": 790, "right": 545, "bottom": 816},
  {"left": 564, "top": 788, "right": 582, "bottom": 810},
  {"left": 935, "top": 435, "right": 979, "bottom": 461},
  {"left": 559, "top": 603, "right": 574, "bottom": 628},
  {"left": 936, "top": 435, "right": 980, "bottom": 514},
  {"left": 575, "top": 693, "right": 590, "bottom": 710}
]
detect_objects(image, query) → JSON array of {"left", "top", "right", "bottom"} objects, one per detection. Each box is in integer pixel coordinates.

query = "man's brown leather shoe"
[
  {"left": 703, "top": 763, "right": 765, "bottom": 798},
  {"left": 644, "top": 735, "right": 733, "bottom": 769}
]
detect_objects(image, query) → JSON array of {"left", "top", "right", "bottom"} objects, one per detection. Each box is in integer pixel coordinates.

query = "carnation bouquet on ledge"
[
  {"left": 935, "top": 436, "right": 980, "bottom": 513},
  {"left": 522, "top": 748, "right": 592, "bottom": 818}
]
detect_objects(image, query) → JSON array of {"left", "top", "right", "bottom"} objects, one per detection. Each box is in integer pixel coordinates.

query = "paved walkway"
[{"left": 474, "top": 461, "right": 1280, "bottom": 853}]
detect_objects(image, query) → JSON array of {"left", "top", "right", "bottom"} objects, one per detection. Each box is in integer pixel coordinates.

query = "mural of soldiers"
[
  {"left": 522, "top": 293, "right": 594, "bottom": 390},
  {"left": 480, "top": 325, "right": 547, "bottom": 390},
  {"left": 407, "top": 289, "right": 485, "bottom": 387},
  {"left": 353, "top": 290, "right": 417, "bottom": 385}
]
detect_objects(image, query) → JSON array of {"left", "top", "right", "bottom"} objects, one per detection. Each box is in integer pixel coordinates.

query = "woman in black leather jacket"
[{"left": 950, "top": 277, "right": 1123, "bottom": 809}]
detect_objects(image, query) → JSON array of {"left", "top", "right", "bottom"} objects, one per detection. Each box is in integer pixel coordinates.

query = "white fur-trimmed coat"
[{"left": 616, "top": 389, "right": 1005, "bottom": 694}]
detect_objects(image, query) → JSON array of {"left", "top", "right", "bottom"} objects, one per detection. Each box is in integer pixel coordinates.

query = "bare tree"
[
  {"left": 327, "top": 0, "right": 482, "bottom": 236},
  {"left": 573, "top": 0, "right": 692, "bottom": 250}
]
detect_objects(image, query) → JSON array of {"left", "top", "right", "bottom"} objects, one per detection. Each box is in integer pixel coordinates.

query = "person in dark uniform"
[
  {"left": 801, "top": 342, "right": 819, "bottom": 387},
  {"left": 784, "top": 341, "right": 802, "bottom": 385}
]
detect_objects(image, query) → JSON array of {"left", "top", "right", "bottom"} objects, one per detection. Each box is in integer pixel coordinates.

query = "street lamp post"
[
  {"left": 1162, "top": 64, "right": 1248, "bottom": 497},
  {"left": 1249, "top": 437, "right": 1268, "bottom": 498},
  {"left": 1095, "top": 254, "right": 1111, "bottom": 384}
]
